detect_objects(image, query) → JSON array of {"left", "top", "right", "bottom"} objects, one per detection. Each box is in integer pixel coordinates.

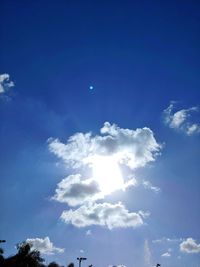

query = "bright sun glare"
[{"left": 91, "top": 155, "right": 124, "bottom": 195}]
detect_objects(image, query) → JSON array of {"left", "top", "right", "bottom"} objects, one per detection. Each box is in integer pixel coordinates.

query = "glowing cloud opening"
[{"left": 91, "top": 155, "right": 124, "bottom": 195}]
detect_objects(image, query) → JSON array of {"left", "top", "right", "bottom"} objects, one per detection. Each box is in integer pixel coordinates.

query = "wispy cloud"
[
  {"left": 161, "top": 248, "right": 172, "bottom": 257},
  {"left": 161, "top": 252, "right": 171, "bottom": 257},
  {"left": 26, "top": 237, "right": 64, "bottom": 255},
  {"left": 152, "top": 237, "right": 183, "bottom": 243},
  {"left": 143, "top": 180, "right": 160, "bottom": 193},
  {"left": 0, "top": 73, "right": 14, "bottom": 94},
  {"left": 85, "top": 230, "right": 92, "bottom": 236},
  {"left": 163, "top": 102, "right": 200, "bottom": 135},
  {"left": 144, "top": 239, "right": 152, "bottom": 267},
  {"left": 138, "top": 210, "right": 151, "bottom": 219}
]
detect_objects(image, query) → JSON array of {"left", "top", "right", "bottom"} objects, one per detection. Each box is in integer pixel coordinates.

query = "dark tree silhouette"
[
  {"left": 48, "top": 262, "right": 61, "bottom": 267},
  {"left": 0, "top": 247, "right": 4, "bottom": 266},
  {"left": 1, "top": 241, "right": 72, "bottom": 267},
  {"left": 4, "top": 242, "right": 45, "bottom": 267}
]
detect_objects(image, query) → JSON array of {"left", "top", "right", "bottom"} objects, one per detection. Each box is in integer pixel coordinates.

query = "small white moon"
[{"left": 89, "top": 85, "right": 94, "bottom": 90}]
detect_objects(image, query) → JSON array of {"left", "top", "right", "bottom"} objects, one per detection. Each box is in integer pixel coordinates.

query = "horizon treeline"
[{"left": 0, "top": 241, "right": 74, "bottom": 267}]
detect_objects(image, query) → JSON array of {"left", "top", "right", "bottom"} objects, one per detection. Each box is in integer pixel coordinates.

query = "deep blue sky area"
[{"left": 0, "top": 1, "right": 200, "bottom": 267}]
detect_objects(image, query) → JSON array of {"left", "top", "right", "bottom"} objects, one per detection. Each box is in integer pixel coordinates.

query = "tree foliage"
[
  {"left": 0, "top": 241, "right": 74, "bottom": 267},
  {"left": 3, "top": 242, "right": 45, "bottom": 267},
  {"left": 48, "top": 262, "right": 61, "bottom": 267}
]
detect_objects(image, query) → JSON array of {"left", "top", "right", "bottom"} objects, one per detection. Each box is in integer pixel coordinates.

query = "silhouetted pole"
[{"left": 77, "top": 257, "right": 87, "bottom": 267}]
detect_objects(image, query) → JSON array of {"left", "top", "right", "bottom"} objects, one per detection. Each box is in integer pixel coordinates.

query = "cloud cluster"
[
  {"left": 180, "top": 238, "right": 200, "bottom": 254},
  {"left": 0, "top": 73, "right": 14, "bottom": 94},
  {"left": 53, "top": 174, "right": 137, "bottom": 207},
  {"left": 26, "top": 237, "right": 64, "bottom": 255},
  {"left": 49, "top": 122, "right": 161, "bottom": 169},
  {"left": 153, "top": 237, "right": 200, "bottom": 258},
  {"left": 163, "top": 102, "right": 200, "bottom": 135},
  {"left": 49, "top": 122, "right": 161, "bottom": 229},
  {"left": 61, "top": 202, "right": 144, "bottom": 229}
]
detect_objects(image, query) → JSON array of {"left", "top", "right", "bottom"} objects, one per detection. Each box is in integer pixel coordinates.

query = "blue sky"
[{"left": 0, "top": 1, "right": 200, "bottom": 267}]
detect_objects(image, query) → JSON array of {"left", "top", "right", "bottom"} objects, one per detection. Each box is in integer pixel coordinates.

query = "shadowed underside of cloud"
[
  {"left": 52, "top": 174, "right": 102, "bottom": 206},
  {"left": 26, "top": 237, "right": 64, "bottom": 255},
  {"left": 61, "top": 202, "right": 144, "bottom": 229},
  {"left": 0, "top": 73, "right": 14, "bottom": 94},
  {"left": 53, "top": 173, "right": 137, "bottom": 207},
  {"left": 163, "top": 102, "right": 200, "bottom": 135}
]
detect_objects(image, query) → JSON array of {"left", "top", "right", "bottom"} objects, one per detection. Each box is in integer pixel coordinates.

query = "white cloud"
[
  {"left": 49, "top": 122, "right": 161, "bottom": 170},
  {"left": 0, "top": 73, "right": 14, "bottom": 94},
  {"left": 161, "top": 252, "right": 171, "bottom": 257},
  {"left": 143, "top": 180, "right": 160, "bottom": 193},
  {"left": 61, "top": 202, "right": 144, "bottom": 229},
  {"left": 26, "top": 237, "right": 64, "bottom": 255},
  {"left": 52, "top": 174, "right": 101, "bottom": 206},
  {"left": 163, "top": 102, "right": 200, "bottom": 135},
  {"left": 180, "top": 238, "right": 200, "bottom": 254}
]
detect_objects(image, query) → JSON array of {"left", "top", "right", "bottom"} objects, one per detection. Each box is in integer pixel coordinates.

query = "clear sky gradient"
[{"left": 0, "top": 1, "right": 200, "bottom": 267}]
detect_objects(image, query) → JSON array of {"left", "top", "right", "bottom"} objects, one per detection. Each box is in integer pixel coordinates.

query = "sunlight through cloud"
[
  {"left": 91, "top": 155, "right": 123, "bottom": 195},
  {"left": 48, "top": 122, "right": 161, "bottom": 229}
]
